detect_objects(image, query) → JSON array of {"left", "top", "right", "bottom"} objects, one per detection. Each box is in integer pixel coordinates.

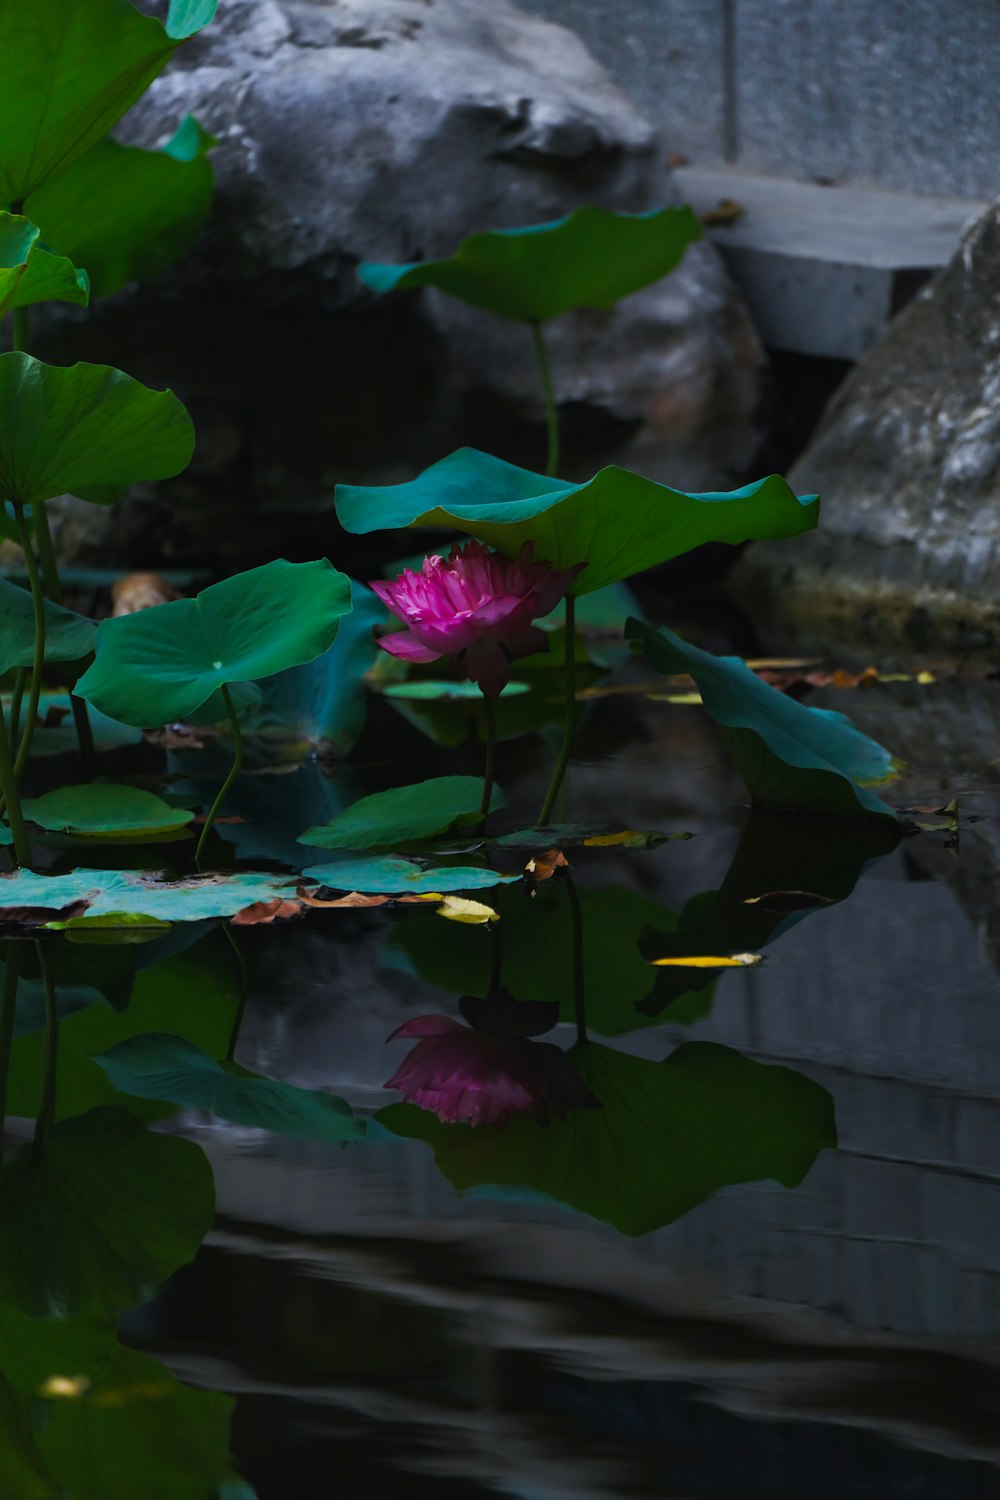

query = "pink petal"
[
  {"left": 386, "top": 1015, "right": 462, "bottom": 1041},
  {"left": 377, "top": 631, "right": 443, "bottom": 663},
  {"left": 463, "top": 638, "right": 511, "bottom": 698}
]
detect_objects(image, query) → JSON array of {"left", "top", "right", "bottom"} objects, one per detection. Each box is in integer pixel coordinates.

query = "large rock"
[
  {"left": 36, "top": 0, "right": 764, "bottom": 572},
  {"left": 732, "top": 200, "right": 1000, "bottom": 651}
]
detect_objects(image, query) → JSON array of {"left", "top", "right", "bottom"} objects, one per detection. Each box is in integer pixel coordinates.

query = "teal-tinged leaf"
[
  {"left": 0, "top": 211, "right": 88, "bottom": 316},
  {"left": 25, "top": 116, "right": 215, "bottom": 299},
  {"left": 335, "top": 447, "right": 819, "bottom": 595},
  {"left": 382, "top": 679, "right": 530, "bottom": 702},
  {"left": 302, "top": 855, "right": 518, "bottom": 895},
  {"left": 0, "top": 0, "right": 217, "bottom": 205},
  {"left": 39, "top": 1346, "right": 236, "bottom": 1500},
  {"left": 358, "top": 204, "right": 701, "bottom": 323},
  {"left": 0, "top": 353, "right": 194, "bottom": 507},
  {"left": 378, "top": 1040, "right": 836, "bottom": 1236},
  {"left": 0, "top": 1306, "right": 113, "bottom": 1393},
  {"left": 94, "top": 1034, "right": 366, "bottom": 1144},
  {"left": 627, "top": 619, "right": 900, "bottom": 819},
  {"left": 0, "top": 575, "right": 95, "bottom": 673},
  {"left": 76, "top": 559, "right": 353, "bottom": 727},
  {"left": 300, "top": 776, "right": 503, "bottom": 851},
  {"left": 22, "top": 785, "right": 194, "bottom": 839},
  {"left": 0, "top": 868, "right": 301, "bottom": 924},
  {"left": 0, "top": 1106, "right": 214, "bottom": 1317}
]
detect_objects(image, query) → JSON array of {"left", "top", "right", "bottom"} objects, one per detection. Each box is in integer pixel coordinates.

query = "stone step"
[{"left": 674, "top": 166, "right": 986, "bottom": 360}]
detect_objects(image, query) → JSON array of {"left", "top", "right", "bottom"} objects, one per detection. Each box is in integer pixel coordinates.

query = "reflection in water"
[{"left": 1, "top": 773, "right": 997, "bottom": 1495}]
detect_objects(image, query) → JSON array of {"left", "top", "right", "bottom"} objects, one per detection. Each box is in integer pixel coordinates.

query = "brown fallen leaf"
[
  {"left": 0, "top": 901, "right": 90, "bottom": 927},
  {"left": 111, "top": 572, "right": 182, "bottom": 616},
  {"left": 743, "top": 890, "right": 833, "bottom": 912},
  {"left": 701, "top": 198, "right": 744, "bottom": 226},
  {"left": 231, "top": 899, "right": 305, "bottom": 926},
  {"left": 524, "top": 848, "right": 569, "bottom": 892},
  {"left": 296, "top": 888, "right": 436, "bottom": 909}
]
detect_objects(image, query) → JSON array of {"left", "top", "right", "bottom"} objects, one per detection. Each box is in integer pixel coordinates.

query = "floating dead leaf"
[
  {"left": 648, "top": 691, "right": 703, "bottom": 705},
  {"left": 296, "top": 888, "right": 437, "bottom": 910},
  {"left": 435, "top": 895, "right": 499, "bottom": 924},
  {"left": 831, "top": 666, "right": 879, "bottom": 689},
  {"left": 524, "top": 848, "right": 569, "bottom": 891},
  {"left": 583, "top": 829, "right": 682, "bottom": 848},
  {"left": 743, "top": 890, "right": 834, "bottom": 912},
  {"left": 743, "top": 658, "right": 823, "bottom": 671},
  {"left": 701, "top": 198, "right": 745, "bottom": 226},
  {"left": 0, "top": 901, "right": 90, "bottom": 928},
  {"left": 231, "top": 898, "right": 305, "bottom": 926},
  {"left": 111, "top": 571, "right": 182, "bottom": 616},
  {"left": 651, "top": 953, "right": 762, "bottom": 969}
]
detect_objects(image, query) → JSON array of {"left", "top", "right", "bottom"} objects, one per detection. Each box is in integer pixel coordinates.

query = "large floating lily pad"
[
  {"left": 0, "top": 211, "right": 88, "bottom": 316},
  {"left": 0, "top": 576, "right": 95, "bottom": 673},
  {"left": 26, "top": 116, "right": 215, "bottom": 300},
  {"left": 0, "top": 353, "right": 194, "bottom": 507},
  {"left": 627, "top": 619, "right": 899, "bottom": 820},
  {"left": 0, "top": 0, "right": 218, "bottom": 205},
  {"left": 379, "top": 1040, "right": 836, "bottom": 1236},
  {"left": 95, "top": 1034, "right": 366, "bottom": 1144},
  {"left": 336, "top": 448, "right": 819, "bottom": 595},
  {"left": 302, "top": 855, "right": 519, "bottom": 896},
  {"left": 76, "top": 558, "right": 353, "bottom": 727},
  {"left": 300, "top": 776, "right": 503, "bottom": 851},
  {"left": 22, "top": 785, "right": 194, "bottom": 840},
  {"left": 358, "top": 205, "right": 701, "bottom": 323},
  {"left": 0, "top": 868, "right": 301, "bottom": 925},
  {"left": 0, "top": 1106, "right": 214, "bottom": 1317}
]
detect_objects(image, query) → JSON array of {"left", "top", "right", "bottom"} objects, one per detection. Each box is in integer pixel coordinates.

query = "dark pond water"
[{"left": 4, "top": 624, "right": 1000, "bottom": 1498}]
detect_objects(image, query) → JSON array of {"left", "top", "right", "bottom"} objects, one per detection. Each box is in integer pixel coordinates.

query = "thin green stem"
[
  {"left": 0, "top": 700, "right": 30, "bottom": 868},
  {"left": 480, "top": 694, "right": 497, "bottom": 819},
  {"left": 195, "top": 684, "right": 244, "bottom": 865},
  {"left": 0, "top": 944, "right": 20, "bottom": 1162},
  {"left": 564, "top": 873, "right": 587, "bottom": 1046},
  {"left": 531, "top": 321, "right": 560, "bottom": 477},
  {"left": 223, "top": 923, "right": 248, "bottom": 1063},
  {"left": 32, "top": 940, "right": 58, "bottom": 1159},
  {"left": 11, "top": 502, "right": 45, "bottom": 777},
  {"left": 9, "top": 668, "right": 27, "bottom": 747},
  {"left": 536, "top": 594, "right": 578, "bottom": 825},
  {"left": 33, "top": 508, "right": 96, "bottom": 766}
]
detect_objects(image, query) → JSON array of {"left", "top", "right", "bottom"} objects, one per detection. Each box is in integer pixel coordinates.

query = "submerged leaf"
[
  {"left": 358, "top": 204, "right": 701, "bottom": 322},
  {"left": 336, "top": 447, "right": 819, "bottom": 595}
]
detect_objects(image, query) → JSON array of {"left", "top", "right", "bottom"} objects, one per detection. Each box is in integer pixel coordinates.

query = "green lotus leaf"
[
  {"left": 0, "top": 1306, "right": 114, "bottom": 1393},
  {"left": 0, "top": 353, "right": 194, "bottom": 507},
  {"left": 0, "top": 868, "right": 301, "bottom": 925},
  {"left": 378, "top": 1040, "right": 836, "bottom": 1236},
  {"left": 300, "top": 776, "right": 504, "bottom": 851},
  {"left": 0, "top": 575, "right": 95, "bottom": 673},
  {"left": 25, "top": 115, "right": 215, "bottom": 300},
  {"left": 0, "top": 1105, "right": 214, "bottom": 1317},
  {"left": 302, "top": 855, "right": 519, "bottom": 895},
  {"left": 76, "top": 559, "right": 353, "bottom": 727},
  {"left": 0, "top": 1376, "right": 52, "bottom": 1500},
  {"left": 358, "top": 204, "right": 702, "bottom": 323},
  {"left": 335, "top": 448, "right": 820, "bottom": 595},
  {"left": 22, "top": 784, "right": 194, "bottom": 839},
  {"left": 0, "top": 211, "right": 88, "bottom": 316},
  {"left": 94, "top": 1034, "right": 366, "bottom": 1144},
  {"left": 0, "top": 0, "right": 218, "bottom": 205},
  {"left": 627, "top": 619, "right": 900, "bottom": 820},
  {"left": 39, "top": 1347, "right": 237, "bottom": 1500},
  {"left": 9, "top": 691, "right": 142, "bottom": 757},
  {"left": 5, "top": 937, "right": 136, "bottom": 1037}
]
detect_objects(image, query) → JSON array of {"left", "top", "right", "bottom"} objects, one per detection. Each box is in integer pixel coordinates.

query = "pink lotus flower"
[
  {"left": 370, "top": 540, "right": 585, "bottom": 697},
  {"left": 384, "top": 991, "right": 599, "bottom": 1128}
]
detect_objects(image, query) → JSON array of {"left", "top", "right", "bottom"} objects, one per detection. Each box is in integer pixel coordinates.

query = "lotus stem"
[
  {"left": 0, "top": 944, "right": 20, "bottom": 1162},
  {"left": 536, "top": 593, "right": 578, "bottom": 825},
  {"left": 9, "top": 668, "right": 26, "bottom": 746},
  {"left": 223, "top": 924, "right": 248, "bottom": 1063},
  {"left": 531, "top": 320, "right": 560, "bottom": 477},
  {"left": 196, "top": 683, "right": 244, "bottom": 865},
  {"left": 31, "top": 940, "right": 58, "bottom": 1158},
  {"left": 11, "top": 503, "right": 45, "bottom": 777},
  {"left": 0, "top": 699, "right": 31, "bottom": 868},
  {"left": 480, "top": 694, "right": 497, "bottom": 819},
  {"left": 565, "top": 872, "right": 587, "bottom": 1046}
]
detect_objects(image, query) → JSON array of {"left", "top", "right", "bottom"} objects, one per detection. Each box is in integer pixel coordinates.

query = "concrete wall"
[{"left": 519, "top": 0, "right": 1000, "bottom": 202}]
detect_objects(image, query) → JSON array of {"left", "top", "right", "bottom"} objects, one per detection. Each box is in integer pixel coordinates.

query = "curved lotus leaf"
[
  {"left": 299, "top": 776, "right": 504, "bottom": 851},
  {"left": 0, "top": 1306, "right": 113, "bottom": 1394},
  {"left": 0, "top": 575, "right": 95, "bottom": 673},
  {"left": 0, "top": 867, "right": 301, "bottom": 925},
  {"left": 627, "top": 619, "right": 899, "bottom": 820},
  {"left": 0, "top": 353, "right": 194, "bottom": 507},
  {"left": 76, "top": 559, "right": 352, "bottom": 727},
  {"left": 358, "top": 204, "right": 702, "bottom": 323},
  {"left": 0, "top": 0, "right": 218, "bottom": 206},
  {"left": 302, "top": 855, "right": 518, "bottom": 895},
  {"left": 22, "top": 785, "right": 194, "bottom": 839},
  {"left": 0, "top": 212, "right": 88, "bottom": 316},
  {"left": 336, "top": 448, "right": 820, "bottom": 595},
  {"left": 26, "top": 116, "right": 215, "bottom": 300},
  {"left": 378, "top": 1039, "right": 836, "bottom": 1236},
  {"left": 0, "top": 1105, "right": 214, "bottom": 1317},
  {"left": 94, "top": 1034, "right": 366, "bottom": 1144}
]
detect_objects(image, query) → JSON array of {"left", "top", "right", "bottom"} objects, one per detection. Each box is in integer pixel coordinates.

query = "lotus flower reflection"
[
  {"left": 385, "top": 991, "right": 599, "bottom": 1127},
  {"left": 371, "top": 540, "right": 585, "bottom": 697}
]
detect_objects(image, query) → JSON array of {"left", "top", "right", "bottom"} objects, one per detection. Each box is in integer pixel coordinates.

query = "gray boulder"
[
  {"left": 732, "top": 199, "right": 1000, "bottom": 651},
  {"left": 38, "top": 0, "right": 764, "bottom": 570}
]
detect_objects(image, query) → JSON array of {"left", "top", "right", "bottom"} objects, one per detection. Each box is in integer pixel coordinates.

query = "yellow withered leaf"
[{"left": 650, "top": 952, "right": 762, "bottom": 969}]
